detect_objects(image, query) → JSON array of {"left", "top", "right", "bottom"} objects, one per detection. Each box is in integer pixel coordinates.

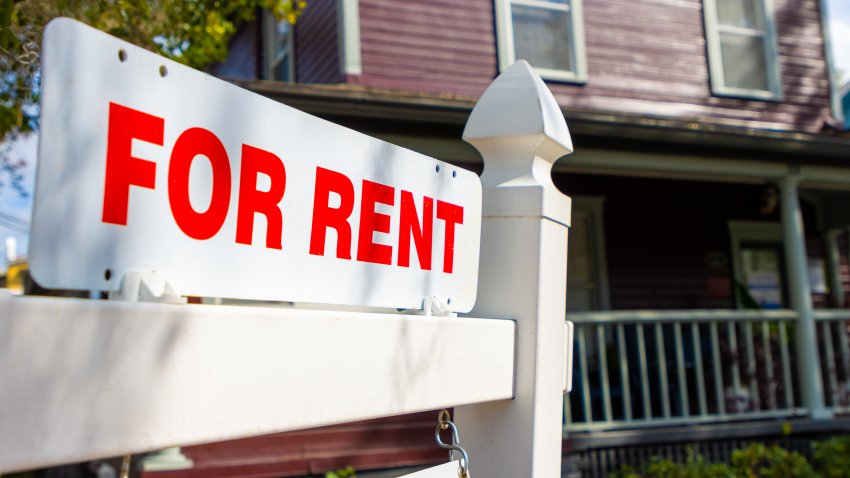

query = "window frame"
[
  {"left": 568, "top": 196, "right": 611, "bottom": 312},
  {"left": 494, "top": 0, "right": 588, "bottom": 83},
  {"left": 263, "top": 11, "right": 296, "bottom": 83},
  {"left": 703, "top": 0, "right": 783, "bottom": 101},
  {"left": 729, "top": 220, "right": 785, "bottom": 308}
]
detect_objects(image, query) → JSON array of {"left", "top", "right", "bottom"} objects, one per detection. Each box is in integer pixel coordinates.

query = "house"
[{"left": 147, "top": 0, "right": 850, "bottom": 476}]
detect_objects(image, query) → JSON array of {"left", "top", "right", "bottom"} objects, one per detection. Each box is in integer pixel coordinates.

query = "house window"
[
  {"left": 703, "top": 0, "right": 782, "bottom": 99},
  {"left": 729, "top": 221, "right": 786, "bottom": 308},
  {"left": 568, "top": 197, "right": 610, "bottom": 312},
  {"left": 494, "top": 0, "right": 588, "bottom": 83},
  {"left": 265, "top": 12, "right": 295, "bottom": 82}
]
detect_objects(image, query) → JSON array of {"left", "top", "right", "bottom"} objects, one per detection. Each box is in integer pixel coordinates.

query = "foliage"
[
  {"left": 325, "top": 465, "right": 357, "bottom": 478},
  {"left": 812, "top": 435, "right": 850, "bottom": 478},
  {"left": 0, "top": 0, "right": 306, "bottom": 195},
  {"left": 609, "top": 443, "right": 821, "bottom": 478},
  {"left": 730, "top": 443, "right": 817, "bottom": 478},
  {"left": 610, "top": 448, "right": 735, "bottom": 478}
]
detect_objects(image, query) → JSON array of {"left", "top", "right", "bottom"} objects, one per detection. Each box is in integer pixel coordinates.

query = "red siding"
[
  {"left": 144, "top": 412, "right": 446, "bottom": 478},
  {"left": 353, "top": 0, "right": 831, "bottom": 133},
  {"left": 295, "top": 0, "right": 341, "bottom": 83}
]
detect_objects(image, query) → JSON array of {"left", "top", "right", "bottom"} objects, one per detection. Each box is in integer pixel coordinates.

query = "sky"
[
  {"left": 827, "top": 0, "right": 850, "bottom": 83},
  {"left": 1, "top": 6, "right": 850, "bottom": 271},
  {"left": 0, "top": 134, "right": 36, "bottom": 271}
]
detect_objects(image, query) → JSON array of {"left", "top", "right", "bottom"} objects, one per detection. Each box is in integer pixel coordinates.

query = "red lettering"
[
  {"left": 357, "top": 180, "right": 395, "bottom": 265},
  {"left": 168, "top": 128, "right": 232, "bottom": 240},
  {"left": 398, "top": 191, "right": 433, "bottom": 270},
  {"left": 102, "top": 103, "right": 162, "bottom": 225},
  {"left": 436, "top": 200, "right": 464, "bottom": 273},
  {"left": 235, "top": 145, "right": 286, "bottom": 249},
  {"left": 309, "top": 167, "right": 355, "bottom": 259}
]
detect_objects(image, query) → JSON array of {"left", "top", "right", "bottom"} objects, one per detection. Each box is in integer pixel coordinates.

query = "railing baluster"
[
  {"left": 637, "top": 324, "right": 651, "bottom": 419},
  {"left": 744, "top": 321, "right": 760, "bottom": 410},
  {"left": 674, "top": 322, "right": 689, "bottom": 417},
  {"left": 691, "top": 322, "right": 708, "bottom": 416},
  {"left": 617, "top": 323, "right": 633, "bottom": 422},
  {"left": 655, "top": 323, "right": 671, "bottom": 418},
  {"left": 576, "top": 324, "right": 593, "bottom": 423},
  {"left": 728, "top": 322, "right": 742, "bottom": 412},
  {"left": 761, "top": 321, "right": 776, "bottom": 410},
  {"left": 839, "top": 319, "right": 850, "bottom": 408},
  {"left": 711, "top": 322, "right": 726, "bottom": 415},
  {"left": 598, "top": 325, "right": 613, "bottom": 423},
  {"left": 823, "top": 321, "right": 838, "bottom": 407},
  {"left": 779, "top": 321, "right": 794, "bottom": 409},
  {"left": 577, "top": 325, "right": 592, "bottom": 422}
]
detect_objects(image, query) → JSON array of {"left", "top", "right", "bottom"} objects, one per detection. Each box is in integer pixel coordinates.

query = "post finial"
[
  {"left": 463, "top": 61, "right": 573, "bottom": 188},
  {"left": 463, "top": 60, "right": 573, "bottom": 226}
]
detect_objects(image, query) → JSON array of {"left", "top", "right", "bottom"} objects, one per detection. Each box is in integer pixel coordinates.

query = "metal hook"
[{"left": 435, "top": 411, "right": 469, "bottom": 477}]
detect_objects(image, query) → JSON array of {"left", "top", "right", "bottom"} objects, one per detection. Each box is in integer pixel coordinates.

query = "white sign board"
[
  {"left": 32, "top": 18, "right": 482, "bottom": 311},
  {"left": 400, "top": 461, "right": 466, "bottom": 477}
]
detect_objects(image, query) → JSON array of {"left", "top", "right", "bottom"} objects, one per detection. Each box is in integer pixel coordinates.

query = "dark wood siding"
[
  {"left": 353, "top": 0, "right": 832, "bottom": 133},
  {"left": 295, "top": 0, "right": 341, "bottom": 83},
  {"left": 555, "top": 173, "right": 829, "bottom": 310},
  {"left": 144, "top": 412, "right": 445, "bottom": 478},
  {"left": 213, "top": 20, "right": 259, "bottom": 80}
]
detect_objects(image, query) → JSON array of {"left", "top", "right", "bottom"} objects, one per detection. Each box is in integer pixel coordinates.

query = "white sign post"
[
  {"left": 454, "top": 61, "right": 574, "bottom": 478},
  {"left": 32, "top": 18, "right": 481, "bottom": 312}
]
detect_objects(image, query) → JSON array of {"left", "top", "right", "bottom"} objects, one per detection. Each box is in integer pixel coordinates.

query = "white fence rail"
[{"left": 562, "top": 309, "right": 850, "bottom": 433}]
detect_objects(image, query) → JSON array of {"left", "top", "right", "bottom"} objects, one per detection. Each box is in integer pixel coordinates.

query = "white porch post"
[
  {"left": 454, "top": 61, "right": 572, "bottom": 477},
  {"left": 825, "top": 229, "right": 845, "bottom": 308},
  {"left": 779, "top": 174, "right": 831, "bottom": 418}
]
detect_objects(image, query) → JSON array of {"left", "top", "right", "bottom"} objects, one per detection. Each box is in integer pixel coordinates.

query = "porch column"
[
  {"left": 779, "top": 175, "right": 830, "bottom": 418},
  {"left": 825, "top": 229, "right": 845, "bottom": 308}
]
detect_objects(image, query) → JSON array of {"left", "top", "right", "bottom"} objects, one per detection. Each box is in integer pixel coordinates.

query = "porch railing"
[
  {"left": 814, "top": 310, "right": 850, "bottom": 414},
  {"left": 564, "top": 309, "right": 850, "bottom": 433}
]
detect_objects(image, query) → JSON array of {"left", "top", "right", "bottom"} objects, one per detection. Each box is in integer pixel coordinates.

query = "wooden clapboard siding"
[
  {"left": 144, "top": 412, "right": 445, "bottom": 478},
  {"left": 214, "top": 20, "right": 259, "bottom": 80},
  {"left": 295, "top": 0, "right": 341, "bottom": 83},
  {"left": 352, "top": 0, "right": 831, "bottom": 133}
]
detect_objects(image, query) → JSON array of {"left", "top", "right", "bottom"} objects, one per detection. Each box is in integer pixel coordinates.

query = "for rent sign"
[{"left": 31, "top": 19, "right": 482, "bottom": 311}]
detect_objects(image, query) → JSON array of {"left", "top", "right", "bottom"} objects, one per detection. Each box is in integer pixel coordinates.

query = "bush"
[
  {"left": 730, "top": 443, "right": 817, "bottom": 478},
  {"left": 610, "top": 448, "right": 735, "bottom": 478},
  {"left": 812, "top": 436, "right": 850, "bottom": 478},
  {"left": 609, "top": 443, "right": 818, "bottom": 478}
]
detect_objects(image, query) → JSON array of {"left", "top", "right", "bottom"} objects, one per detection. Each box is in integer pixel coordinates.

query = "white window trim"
[
  {"left": 494, "top": 0, "right": 588, "bottom": 83},
  {"left": 703, "top": 0, "right": 783, "bottom": 101},
  {"left": 728, "top": 220, "right": 783, "bottom": 308},
  {"left": 337, "top": 0, "right": 362, "bottom": 76},
  {"left": 263, "top": 11, "right": 296, "bottom": 82},
  {"left": 570, "top": 196, "right": 611, "bottom": 311}
]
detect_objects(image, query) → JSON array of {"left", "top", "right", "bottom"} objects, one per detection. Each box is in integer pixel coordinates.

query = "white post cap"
[{"left": 463, "top": 61, "right": 572, "bottom": 224}]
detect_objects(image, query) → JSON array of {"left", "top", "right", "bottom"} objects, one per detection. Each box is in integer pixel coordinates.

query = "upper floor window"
[
  {"left": 704, "top": 0, "right": 782, "bottom": 100},
  {"left": 495, "top": 0, "right": 587, "bottom": 83},
  {"left": 264, "top": 12, "right": 295, "bottom": 82}
]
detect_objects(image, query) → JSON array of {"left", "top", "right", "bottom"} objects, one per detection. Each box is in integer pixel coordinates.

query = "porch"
[{"left": 556, "top": 160, "right": 850, "bottom": 440}]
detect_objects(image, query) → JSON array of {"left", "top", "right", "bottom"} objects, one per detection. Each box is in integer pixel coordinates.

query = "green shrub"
[
  {"left": 812, "top": 435, "right": 850, "bottom": 478},
  {"left": 609, "top": 449, "right": 735, "bottom": 478},
  {"left": 730, "top": 443, "right": 817, "bottom": 478},
  {"left": 325, "top": 466, "right": 356, "bottom": 478}
]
